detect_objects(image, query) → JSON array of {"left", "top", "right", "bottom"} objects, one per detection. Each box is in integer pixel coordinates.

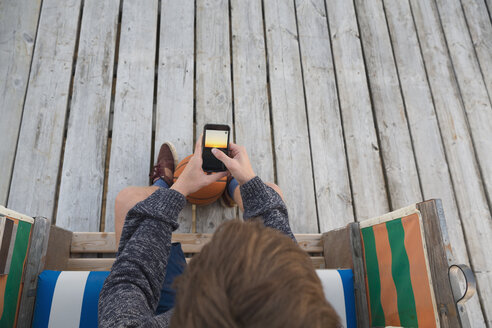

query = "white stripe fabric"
[
  {"left": 48, "top": 271, "right": 90, "bottom": 328},
  {"left": 316, "top": 269, "right": 347, "bottom": 328}
]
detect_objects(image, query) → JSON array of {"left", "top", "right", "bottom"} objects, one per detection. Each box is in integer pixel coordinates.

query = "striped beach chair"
[
  {"left": 360, "top": 208, "right": 440, "bottom": 326},
  {"left": 6, "top": 199, "right": 477, "bottom": 327},
  {"left": 322, "top": 199, "right": 477, "bottom": 327}
]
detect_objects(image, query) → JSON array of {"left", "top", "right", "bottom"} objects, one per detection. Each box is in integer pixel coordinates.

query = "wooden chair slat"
[
  {"left": 71, "top": 232, "right": 323, "bottom": 253},
  {"left": 66, "top": 256, "right": 325, "bottom": 271}
]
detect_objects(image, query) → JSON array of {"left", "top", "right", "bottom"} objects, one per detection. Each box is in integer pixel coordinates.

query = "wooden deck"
[{"left": 1, "top": 0, "right": 491, "bottom": 324}]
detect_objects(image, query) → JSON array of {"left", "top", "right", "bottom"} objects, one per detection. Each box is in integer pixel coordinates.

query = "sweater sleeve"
[
  {"left": 98, "top": 187, "right": 185, "bottom": 328},
  {"left": 240, "top": 176, "right": 296, "bottom": 242}
]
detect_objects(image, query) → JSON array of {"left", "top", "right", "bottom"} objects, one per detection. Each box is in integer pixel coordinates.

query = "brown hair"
[{"left": 171, "top": 219, "right": 340, "bottom": 328}]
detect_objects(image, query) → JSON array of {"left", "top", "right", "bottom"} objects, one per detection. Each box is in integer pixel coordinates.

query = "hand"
[
  {"left": 171, "top": 135, "right": 227, "bottom": 197},
  {"left": 212, "top": 143, "right": 256, "bottom": 185}
]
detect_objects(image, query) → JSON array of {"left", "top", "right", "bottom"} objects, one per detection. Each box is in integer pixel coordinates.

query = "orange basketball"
[{"left": 173, "top": 155, "right": 227, "bottom": 205}]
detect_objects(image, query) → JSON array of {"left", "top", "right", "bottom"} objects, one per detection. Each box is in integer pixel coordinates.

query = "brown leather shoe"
[{"left": 149, "top": 142, "right": 178, "bottom": 186}]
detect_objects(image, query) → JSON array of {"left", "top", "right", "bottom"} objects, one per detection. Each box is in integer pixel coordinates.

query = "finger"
[
  {"left": 206, "top": 171, "right": 227, "bottom": 184},
  {"left": 194, "top": 133, "right": 203, "bottom": 156},
  {"left": 227, "top": 143, "right": 239, "bottom": 157},
  {"left": 229, "top": 142, "right": 240, "bottom": 152},
  {"left": 212, "top": 148, "right": 233, "bottom": 166}
]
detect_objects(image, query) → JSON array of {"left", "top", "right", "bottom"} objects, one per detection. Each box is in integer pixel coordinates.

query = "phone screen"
[{"left": 202, "top": 127, "right": 229, "bottom": 172}]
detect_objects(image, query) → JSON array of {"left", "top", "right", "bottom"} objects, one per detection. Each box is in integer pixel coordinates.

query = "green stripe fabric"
[
  {"left": 386, "top": 218, "right": 418, "bottom": 326},
  {"left": 361, "top": 227, "right": 385, "bottom": 326},
  {"left": 0, "top": 220, "right": 31, "bottom": 327}
]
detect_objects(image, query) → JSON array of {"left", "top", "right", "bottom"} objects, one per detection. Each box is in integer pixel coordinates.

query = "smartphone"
[{"left": 202, "top": 124, "right": 230, "bottom": 172}]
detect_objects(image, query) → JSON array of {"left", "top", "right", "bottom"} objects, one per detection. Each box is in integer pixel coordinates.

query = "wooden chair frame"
[{"left": 17, "top": 199, "right": 475, "bottom": 327}]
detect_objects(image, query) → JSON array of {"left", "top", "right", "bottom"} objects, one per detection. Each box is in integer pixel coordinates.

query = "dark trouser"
[{"left": 155, "top": 242, "right": 187, "bottom": 315}]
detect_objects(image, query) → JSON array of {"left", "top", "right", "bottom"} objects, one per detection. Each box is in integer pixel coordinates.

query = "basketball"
[{"left": 173, "top": 155, "right": 227, "bottom": 205}]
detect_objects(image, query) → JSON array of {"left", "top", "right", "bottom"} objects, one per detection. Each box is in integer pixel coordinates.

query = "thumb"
[{"left": 212, "top": 148, "right": 232, "bottom": 166}]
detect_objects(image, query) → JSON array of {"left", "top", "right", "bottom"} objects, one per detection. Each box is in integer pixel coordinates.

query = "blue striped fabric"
[
  {"left": 79, "top": 271, "right": 110, "bottom": 327},
  {"left": 338, "top": 269, "right": 356, "bottom": 328},
  {"left": 33, "top": 270, "right": 110, "bottom": 328},
  {"left": 32, "top": 270, "right": 61, "bottom": 327},
  {"left": 34, "top": 269, "right": 355, "bottom": 327},
  {"left": 316, "top": 269, "right": 356, "bottom": 328}
]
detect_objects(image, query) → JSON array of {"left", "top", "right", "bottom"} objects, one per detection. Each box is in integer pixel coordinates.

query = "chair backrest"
[
  {"left": 55, "top": 232, "right": 326, "bottom": 271},
  {"left": 359, "top": 204, "right": 439, "bottom": 327}
]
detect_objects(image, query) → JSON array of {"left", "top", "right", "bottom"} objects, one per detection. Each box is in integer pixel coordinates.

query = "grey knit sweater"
[{"left": 98, "top": 176, "right": 294, "bottom": 327}]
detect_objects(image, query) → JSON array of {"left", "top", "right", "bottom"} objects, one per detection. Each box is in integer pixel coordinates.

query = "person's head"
[{"left": 171, "top": 219, "right": 340, "bottom": 327}]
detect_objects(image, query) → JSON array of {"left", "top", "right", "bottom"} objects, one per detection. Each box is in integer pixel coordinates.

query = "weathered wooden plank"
[
  {"left": 8, "top": 0, "right": 82, "bottom": 219},
  {"left": 349, "top": 223, "right": 370, "bottom": 327},
  {"left": 55, "top": 0, "right": 119, "bottom": 232},
  {"left": 263, "top": 0, "right": 317, "bottom": 233},
  {"left": 461, "top": 0, "right": 492, "bottom": 100},
  {"left": 0, "top": 0, "right": 42, "bottom": 205},
  {"left": 410, "top": 0, "right": 492, "bottom": 324},
  {"left": 70, "top": 231, "right": 323, "bottom": 253},
  {"left": 71, "top": 231, "right": 117, "bottom": 253},
  {"left": 383, "top": 0, "right": 485, "bottom": 324},
  {"left": 295, "top": 0, "right": 354, "bottom": 231},
  {"left": 17, "top": 217, "right": 51, "bottom": 327},
  {"left": 418, "top": 200, "right": 461, "bottom": 327},
  {"left": 324, "top": 0, "right": 389, "bottom": 221},
  {"left": 230, "top": 0, "right": 274, "bottom": 185},
  {"left": 155, "top": 0, "right": 194, "bottom": 233},
  {"left": 354, "top": 0, "right": 422, "bottom": 209},
  {"left": 65, "top": 256, "right": 325, "bottom": 271},
  {"left": 436, "top": 0, "right": 492, "bottom": 222},
  {"left": 195, "top": 0, "right": 235, "bottom": 232},
  {"left": 104, "top": 0, "right": 158, "bottom": 233},
  {"left": 66, "top": 258, "right": 115, "bottom": 271}
]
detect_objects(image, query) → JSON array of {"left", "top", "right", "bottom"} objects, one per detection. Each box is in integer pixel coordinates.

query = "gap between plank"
[
  {"left": 151, "top": 0, "right": 162, "bottom": 169},
  {"left": 261, "top": 0, "right": 278, "bottom": 186},
  {"left": 292, "top": 0, "right": 321, "bottom": 233},
  {"left": 380, "top": 0, "right": 425, "bottom": 201},
  {"left": 192, "top": 0, "right": 198, "bottom": 233},
  {"left": 322, "top": 0, "right": 357, "bottom": 222},
  {"left": 351, "top": 0, "right": 393, "bottom": 211},
  {"left": 227, "top": 0, "right": 239, "bottom": 219},
  {"left": 99, "top": 0, "right": 123, "bottom": 233}
]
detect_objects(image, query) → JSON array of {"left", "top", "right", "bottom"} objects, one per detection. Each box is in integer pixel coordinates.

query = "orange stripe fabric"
[
  {"left": 372, "top": 223, "right": 401, "bottom": 326},
  {"left": 402, "top": 214, "right": 437, "bottom": 327},
  {"left": 0, "top": 275, "right": 6, "bottom": 317}
]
